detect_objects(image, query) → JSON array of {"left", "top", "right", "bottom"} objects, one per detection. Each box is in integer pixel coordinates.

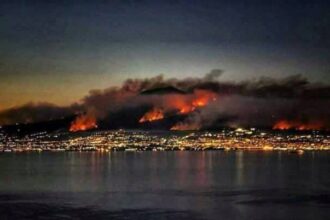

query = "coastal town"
[{"left": 1, "top": 128, "right": 329, "bottom": 153}]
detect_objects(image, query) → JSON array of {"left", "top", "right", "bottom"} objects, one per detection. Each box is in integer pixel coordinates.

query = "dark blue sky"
[{"left": 1, "top": 0, "right": 329, "bottom": 109}]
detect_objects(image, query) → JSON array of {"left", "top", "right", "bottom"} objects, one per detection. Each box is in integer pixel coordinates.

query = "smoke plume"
[{"left": 1, "top": 69, "right": 329, "bottom": 131}]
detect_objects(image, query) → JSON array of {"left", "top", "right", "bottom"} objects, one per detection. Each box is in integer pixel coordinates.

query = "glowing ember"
[
  {"left": 273, "top": 120, "right": 291, "bottom": 130},
  {"left": 273, "top": 119, "right": 323, "bottom": 131},
  {"left": 139, "top": 108, "right": 164, "bottom": 123},
  {"left": 70, "top": 114, "right": 98, "bottom": 132},
  {"left": 165, "top": 95, "right": 195, "bottom": 114},
  {"left": 170, "top": 122, "right": 200, "bottom": 131},
  {"left": 191, "top": 90, "right": 217, "bottom": 108},
  {"left": 296, "top": 121, "right": 324, "bottom": 130},
  {"left": 179, "top": 106, "right": 195, "bottom": 114}
]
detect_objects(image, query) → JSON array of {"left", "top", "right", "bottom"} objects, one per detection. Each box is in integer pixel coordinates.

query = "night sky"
[{"left": 1, "top": 0, "right": 330, "bottom": 110}]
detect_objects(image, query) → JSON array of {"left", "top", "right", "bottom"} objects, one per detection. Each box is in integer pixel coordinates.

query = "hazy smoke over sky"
[{"left": 0, "top": 69, "right": 329, "bottom": 130}]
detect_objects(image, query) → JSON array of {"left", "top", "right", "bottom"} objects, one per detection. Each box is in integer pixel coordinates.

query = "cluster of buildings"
[{"left": 0, "top": 128, "right": 329, "bottom": 153}]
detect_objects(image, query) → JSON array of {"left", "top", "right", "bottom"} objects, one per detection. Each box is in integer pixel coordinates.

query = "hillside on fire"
[{"left": 1, "top": 69, "right": 330, "bottom": 134}]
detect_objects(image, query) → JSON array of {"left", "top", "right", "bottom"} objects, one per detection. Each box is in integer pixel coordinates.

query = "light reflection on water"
[{"left": 0, "top": 151, "right": 329, "bottom": 219}]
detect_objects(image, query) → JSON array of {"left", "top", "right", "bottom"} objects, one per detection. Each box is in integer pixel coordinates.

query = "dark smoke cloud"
[
  {"left": 0, "top": 69, "right": 329, "bottom": 130},
  {"left": 192, "top": 74, "right": 330, "bottom": 99},
  {"left": 79, "top": 69, "right": 225, "bottom": 118},
  {"left": 179, "top": 96, "right": 330, "bottom": 129},
  {"left": 0, "top": 102, "right": 79, "bottom": 125}
]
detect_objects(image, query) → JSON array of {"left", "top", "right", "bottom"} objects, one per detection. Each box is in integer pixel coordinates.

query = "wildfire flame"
[
  {"left": 273, "top": 119, "right": 323, "bottom": 131},
  {"left": 139, "top": 108, "right": 164, "bottom": 123},
  {"left": 69, "top": 113, "right": 98, "bottom": 132},
  {"left": 192, "top": 90, "right": 217, "bottom": 107},
  {"left": 175, "top": 90, "right": 217, "bottom": 114},
  {"left": 139, "top": 89, "right": 217, "bottom": 126}
]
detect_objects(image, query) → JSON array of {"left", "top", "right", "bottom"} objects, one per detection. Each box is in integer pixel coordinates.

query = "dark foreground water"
[{"left": 0, "top": 151, "right": 329, "bottom": 219}]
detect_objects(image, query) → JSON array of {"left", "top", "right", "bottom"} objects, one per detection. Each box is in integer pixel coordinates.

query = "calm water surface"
[{"left": 0, "top": 151, "right": 329, "bottom": 219}]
